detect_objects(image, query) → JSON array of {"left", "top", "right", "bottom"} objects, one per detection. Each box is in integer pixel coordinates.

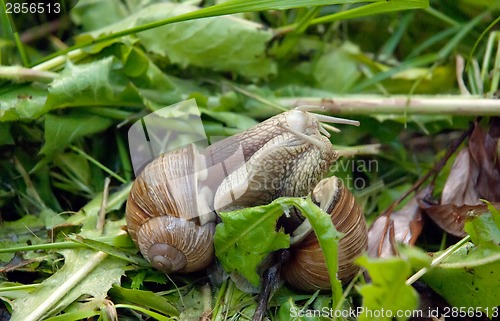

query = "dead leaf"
[
  {"left": 424, "top": 119, "right": 500, "bottom": 236},
  {"left": 368, "top": 188, "right": 426, "bottom": 258},
  {"left": 420, "top": 200, "right": 499, "bottom": 237},
  {"left": 440, "top": 148, "right": 480, "bottom": 206},
  {"left": 469, "top": 118, "right": 500, "bottom": 201}
]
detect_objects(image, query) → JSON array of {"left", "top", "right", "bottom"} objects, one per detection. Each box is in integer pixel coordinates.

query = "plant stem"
[
  {"left": 0, "top": 66, "right": 58, "bottom": 82},
  {"left": 406, "top": 235, "right": 471, "bottom": 285},
  {"left": 278, "top": 96, "right": 500, "bottom": 116}
]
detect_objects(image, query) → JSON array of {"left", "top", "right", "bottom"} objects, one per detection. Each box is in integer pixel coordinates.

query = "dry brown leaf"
[
  {"left": 420, "top": 200, "right": 498, "bottom": 237},
  {"left": 440, "top": 148, "right": 480, "bottom": 206},
  {"left": 424, "top": 119, "right": 500, "bottom": 236},
  {"left": 368, "top": 188, "right": 426, "bottom": 258},
  {"left": 469, "top": 118, "right": 500, "bottom": 201}
]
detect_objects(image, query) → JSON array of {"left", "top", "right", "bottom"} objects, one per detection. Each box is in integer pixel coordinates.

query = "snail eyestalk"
[{"left": 277, "top": 122, "right": 326, "bottom": 149}]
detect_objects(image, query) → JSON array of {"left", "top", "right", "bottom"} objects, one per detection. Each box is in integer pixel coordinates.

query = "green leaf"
[
  {"left": 419, "top": 212, "right": 500, "bottom": 317},
  {"left": 214, "top": 200, "right": 290, "bottom": 286},
  {"left": 71, "top": 0, "right": 128, "bottom": 32},
  {"left": 10, "top": 249, "right": 126, "bottom": 321},
  {"left": 40, "top": 111, "right": 113, "bottom": 158},
  {"left": 68, "top": 235, "right": 149, "bottom": 267},
  {"left": 214, "top": 196, "right": 343, "bottom": 303},
  {"left": 356, "top": 256, "right": 419, "bottom": 321},
  {"left": 464, "top": 210, "right": 500, "bottom": 250},
  {"left": 200, "top": 108, "right": 258, "bottom": 131},
  {"left": 45, "top": 58, "right": 141, "bottom": 109},
  {"left": 311, "top": 0, "right": 429, "bottom": 25},
  {"left": 314, "top": 42, "right": 362, "bottom": 93},
  {"left": 109, "top": 285, "right": 179, "bottom": 316},
  {"left": 86, "top": 3, "right": 276, "bottom": 79},
  {"left": 0, "top": 86, "right": 48, "bottom": 121}
]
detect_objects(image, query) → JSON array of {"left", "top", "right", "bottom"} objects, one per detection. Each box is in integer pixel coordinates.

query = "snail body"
[{"left": 125, "top": 107, "right": 367, "bottom": 290}]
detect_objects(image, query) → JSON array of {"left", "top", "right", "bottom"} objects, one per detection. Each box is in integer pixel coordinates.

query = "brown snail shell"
[
  {"left": 282, "top": 176, "right": 368, "bottom": 291},
  {"left": 125, "top": 145, "right": 216, "bottom": 273}
]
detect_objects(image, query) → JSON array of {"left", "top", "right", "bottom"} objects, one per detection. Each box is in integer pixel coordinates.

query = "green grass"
[{"left": 1, "top": 0, "right": 500, "bottom": 320}]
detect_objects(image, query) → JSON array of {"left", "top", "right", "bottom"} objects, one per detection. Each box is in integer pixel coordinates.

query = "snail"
[
  {"left": 282, "top": 176, "right": 368, "bottom": 291},
  {"left": 125, "top": 107, "right": 367, "bottom": 290}
]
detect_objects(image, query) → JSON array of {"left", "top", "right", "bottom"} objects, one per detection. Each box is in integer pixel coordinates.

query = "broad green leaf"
[
  {"left": 214, "top": 196, "right": 343, "bottom": 302},
  {"left": 45, "top": 58, "right": 141, "bottom": 109},
  {"left": 214, "top": 200, "right": 290, "bottom": 286},
  {"left": 40, "top": 112, "right": 113, "bottom": 158},
  {"left": 314, "top": 42, "right": 362, "bottom": 93},
  {"left": 10, "top": 249, "right": 126, "bottom": 321},
  {"left": 0, "top": 86, "right": 48, "bottom": 121},
  {"left": 71, "top": 0, "right": 129, "bottom": 32},
  {"left": 356, "top": 256, "right": 419, "bottom": 321},
  {"left": 419, "top": 212, "right": 500, "bottom": 317},
  {"left": 464, "top": 210, "right": 500, "bottom": 250},
  {"left": 85, "top": 3, "right": 276, "bottom": 79}
]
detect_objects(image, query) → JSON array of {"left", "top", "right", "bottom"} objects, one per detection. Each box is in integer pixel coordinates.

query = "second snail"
[{"left": 125, "top": 107, "right": 368, "bottom": 292}]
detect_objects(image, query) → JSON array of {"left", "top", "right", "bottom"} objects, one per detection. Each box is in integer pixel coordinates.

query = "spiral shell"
[
  {"left": 282, "top": 176, "right": 368, "bottom": 291},
  {"left": 125, "top": 145, "right": 216, "bottom": 273}
]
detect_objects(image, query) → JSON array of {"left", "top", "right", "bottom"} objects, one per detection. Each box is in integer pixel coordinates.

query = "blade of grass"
[
  {"left": 310, "top": 0, "right": 428, "bottom": 26},
  {"left": 351, "top": 53, "right": 439, "bottom": 92},
  {"left": 407, "top": 25, "right": 460, "bottom": 59},
  {"left": 488, "top": 36, "right": 500, "bottom": 96},
  {"left": 406, "top": 235, "right": 471, "bottom": 285},
  {"left": 378, "top": 12, "right": 414, "bottom": 60},
  {"left": 69, "top": 146, "right": 127, "bottom": 184}
]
